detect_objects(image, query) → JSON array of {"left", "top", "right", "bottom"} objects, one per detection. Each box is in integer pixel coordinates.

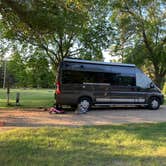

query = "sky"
[
  {"left": 102, "top": 49, "right": 119, "bottom": 62},
  {"left": 102, "top": 49, "right": 111, "bottom": 62}
]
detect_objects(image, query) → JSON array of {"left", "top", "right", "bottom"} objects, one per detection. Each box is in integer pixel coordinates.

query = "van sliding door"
[
  {"left": 107, "top": 66, "right": 136, "bottom": 104},
  {"left": 110, "top": 85, "right": 136, "bottom": 104}
]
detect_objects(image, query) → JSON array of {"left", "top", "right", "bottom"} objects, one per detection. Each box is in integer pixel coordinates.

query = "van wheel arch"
[{"left": 78, "top": 96, "right": 93, "bottom": 104}]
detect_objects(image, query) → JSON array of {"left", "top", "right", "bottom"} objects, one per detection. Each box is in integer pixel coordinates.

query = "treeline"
[
  {"left": 0, "top": 0, "right": 166, "bottom": 89},
  {"left": 0, "top": 51, "right": 55, "bottom": 88}
]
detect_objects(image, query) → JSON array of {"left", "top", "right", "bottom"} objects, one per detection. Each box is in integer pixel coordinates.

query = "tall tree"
[
  {"left": 78, "top": 0, "right": 112, "bottom": 61},
  {"left": 26, "top": 50, "right": 54, "bottom": 88},
  {"left": 8, "top": 51, "right": 27, "bottom": 87},
  {"left": 0, "top": 65, "right": 3, "bottom": 87},
  {"left": 110, "top": 0, "right": 166, "bottom": 88},
  {"left": 0, "top": 0, "right": 112, "bottom": 67}
]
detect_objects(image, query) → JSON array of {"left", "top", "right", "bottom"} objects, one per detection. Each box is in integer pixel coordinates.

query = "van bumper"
[{"left": 56, "top": 94, "right": 78, "bottom": 105}]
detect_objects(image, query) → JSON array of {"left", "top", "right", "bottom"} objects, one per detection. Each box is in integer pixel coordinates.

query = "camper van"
[{"left": 55, "top": 58, "right": 164, "bottom": 110}]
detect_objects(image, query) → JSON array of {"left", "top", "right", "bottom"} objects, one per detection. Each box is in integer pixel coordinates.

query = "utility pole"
[{"left": 3, "top": 60, "right": 6, "bottom": 89}]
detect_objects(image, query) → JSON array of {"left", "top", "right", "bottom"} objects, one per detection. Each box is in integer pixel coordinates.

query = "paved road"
[{"left": 0, "top": 106, "right": 166, "bottom": 129}]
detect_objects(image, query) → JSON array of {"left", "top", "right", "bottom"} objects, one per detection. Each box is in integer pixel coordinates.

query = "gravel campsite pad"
[{"left": 0, "top": 106, "right": 166, "bottom": 129}]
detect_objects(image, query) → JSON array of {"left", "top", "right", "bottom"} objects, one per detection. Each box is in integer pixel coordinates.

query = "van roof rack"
[{"left": 63, "top": 58, "right": 135, "bottom": 67}]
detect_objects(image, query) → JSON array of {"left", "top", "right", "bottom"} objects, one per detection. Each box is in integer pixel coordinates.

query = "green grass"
[
  {"left": 0, "top": 88, "right": 55, "bottom": 108},
  {"left": 0, "top": 123, "right": 166, "bottom": 166}
]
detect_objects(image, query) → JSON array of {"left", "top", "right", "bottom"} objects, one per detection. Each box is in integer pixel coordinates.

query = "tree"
[
  {"left": 6, "top": 49, "right": 55, "bottom": 88},
  {"left": 78, "top": 0, "right": 112, "bottom": 61},
  {"left": 0, "top": 0, "right": 87, "bottom": 66},
  {"left": 0, "top": 0, "right": 112, "bottom": 67},
  {"left": 26, "top": 50, "right": 54, "bottom": 88},
  {"left": 110, "top": 0, "right": 166, "bottom": 88},
  {"left": 8, "top": 51, "right": 27, "bottom": 87},
  {"left": 0, "top": 66, "right": 3, "bottom": 87}
]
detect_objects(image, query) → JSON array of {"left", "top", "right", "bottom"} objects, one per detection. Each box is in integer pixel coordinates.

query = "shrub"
[{"left": 162, "top": 82, "right": 166, "bottom": 94}]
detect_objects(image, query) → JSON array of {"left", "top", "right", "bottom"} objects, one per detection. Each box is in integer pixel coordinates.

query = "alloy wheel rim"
[
  {"left": 80, "top": 100, "right": 89, "bottom": 109},
  {"left": 151, "top": 99, "right": 158, "bottom": 109}
]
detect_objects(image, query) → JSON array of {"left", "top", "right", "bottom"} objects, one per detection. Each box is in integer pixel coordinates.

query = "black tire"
[
  {"left": 56, "top": 104, "right": 62, "bottom": 110},
  {"left": 78, "top": 97, "right": 92, "bottom": 111},
  {"left": 70, "top": 105, "right": 77, "bottom": 111},
  {"left": 148, "top": 97, "right": 160, "bottom": 110}
]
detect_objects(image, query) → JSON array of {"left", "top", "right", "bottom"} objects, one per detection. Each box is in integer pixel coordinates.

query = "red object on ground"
[
  {"left": 49, "top": 107, "right": 65, "bottom": 114},
  {"left": 0, "top": 121, "right": 5, "bottom": 126}
]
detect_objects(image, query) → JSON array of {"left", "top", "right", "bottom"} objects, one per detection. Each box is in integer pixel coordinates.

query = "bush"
[{"left": 162, "top": 83, "right": 166, "bottom": 94}]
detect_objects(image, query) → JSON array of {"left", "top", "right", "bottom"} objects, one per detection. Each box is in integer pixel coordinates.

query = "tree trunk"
[
  {"left": 154, "top": 74, "right": 164, "bottom": 90},
  {"left": 7, "top": 86, "right": 10, "bottom": 105}
]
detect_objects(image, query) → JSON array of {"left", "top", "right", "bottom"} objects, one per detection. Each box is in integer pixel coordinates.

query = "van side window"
[
  {"left": 62, "top": 70, "right": 135, "bottom": 86},
  {"left": 118, "top": 76, "right": 136, "bottom": 86},
  {"left": 62, "top": 70, "right": 103, "bottom": 84},
  {"left": 103, "top": 73, "right": 135, "bottom": 86},
  {"left": 103, "top": 73, "right": 117, "bottom": 85}
]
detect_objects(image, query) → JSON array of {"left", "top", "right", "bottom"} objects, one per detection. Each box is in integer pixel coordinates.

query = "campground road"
[{"left": 0, "top": 106, "right": 166, "bottom": 129}]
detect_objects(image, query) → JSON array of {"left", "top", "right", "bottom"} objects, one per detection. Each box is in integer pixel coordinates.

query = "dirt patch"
[{"left": 0, "top": 106, "right": 166, "bottom": 130}]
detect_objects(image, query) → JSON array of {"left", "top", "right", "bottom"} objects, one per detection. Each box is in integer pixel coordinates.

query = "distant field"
[
  {"left": 0, "top": 89, "right": 55, "bottom": 108},
  {"left": 0, "top": 123, "right": 166, "bottom": 166}
]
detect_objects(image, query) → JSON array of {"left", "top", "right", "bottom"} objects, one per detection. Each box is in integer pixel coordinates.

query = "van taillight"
[{"left": 56, "top": 82, "right": 61, "bottom": 95}]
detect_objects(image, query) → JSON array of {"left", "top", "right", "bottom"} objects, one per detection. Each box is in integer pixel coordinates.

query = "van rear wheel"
[
  {"left": 148, "top": 97, "right": 160, "bottom": 110},
  {"left": 78, "top": 97, "right": 91, "bottom": 111},
  {"left": 70, "top": 105, "right": 77, "bottom": 110}
]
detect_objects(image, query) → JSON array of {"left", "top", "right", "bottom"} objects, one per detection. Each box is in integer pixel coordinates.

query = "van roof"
[{"left": 63, "top": 58, "right": 136, "bottom": 67}]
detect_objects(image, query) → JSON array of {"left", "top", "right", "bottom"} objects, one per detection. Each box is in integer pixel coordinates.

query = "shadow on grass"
[
  {"left": 85, "top": 122, "right": 166, "bottom": 143},
  {"left": 0, "top": 131, "right": 165, "bottom": 166}
]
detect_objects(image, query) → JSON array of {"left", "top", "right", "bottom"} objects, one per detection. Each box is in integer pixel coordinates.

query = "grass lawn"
[
  {"left": 0, "top": 123, "right": 166, "bottom": 166},
  {"left": 0, "top": 88, "right": 55, "bottom": 108}
]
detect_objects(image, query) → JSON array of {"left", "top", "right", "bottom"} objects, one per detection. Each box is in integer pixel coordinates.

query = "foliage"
[
  {"left": 7, "top": 52, "right": 27, "bottom": 87},
  {"left": 6, "top": 51, "right": 55, "bottom": 88},
  {"left": 78, "top": 0, "right": 112, "bottom": 61},
  {"left": 0, "top": 66, "right": 3, "bottom": 87},
  {"left": 0, "top": 123, "right": 166, "bottom": 165},
  {"left": 110, "top": 0, "right": 166, "bottom": 88},
  {"left": 163, "top": 83, "right": 166, "bottom": 95},
  {"left": 1, "top": 0, "right": 166, "bottom": 89},
  {"left": 0, "top": 0, "right": 112, "bottom": 66},
  {"left": 26, "top": 50, "right": 54, "bottom": 88}
]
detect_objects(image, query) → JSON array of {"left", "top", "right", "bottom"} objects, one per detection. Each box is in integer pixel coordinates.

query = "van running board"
[{"left": 95, "top": 103, "right": 148, "bottom": 106}]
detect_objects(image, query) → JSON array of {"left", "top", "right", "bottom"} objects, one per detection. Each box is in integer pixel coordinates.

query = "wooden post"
[
  {"left": 3, "top": 60, "right": 6, "bottom": 89},
  {"left": 16, "top": 92, "right": 20, "bottom": 106}
]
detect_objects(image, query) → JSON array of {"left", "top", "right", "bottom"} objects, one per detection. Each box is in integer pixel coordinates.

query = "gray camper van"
[{"left": 56, "top": 58, "right": 164, "bottom": 110}]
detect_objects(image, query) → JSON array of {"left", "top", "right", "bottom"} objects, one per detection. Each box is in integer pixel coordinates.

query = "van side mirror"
[
  {"left": 136, "top": 86, "right": 141, "bottom": 91},
  {"left": 150, "top": 82, "right": 154, "bottom": 88}
]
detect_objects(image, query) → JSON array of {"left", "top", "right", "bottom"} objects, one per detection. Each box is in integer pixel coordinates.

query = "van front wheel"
[
  {"left": 148, "top": 97, "right": 160, "bottom": 110},
  {"left": 78, "top": 97, "right": 91, "bottom": 111}
]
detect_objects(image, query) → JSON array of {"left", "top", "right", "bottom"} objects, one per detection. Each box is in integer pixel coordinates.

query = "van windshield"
[{"left": 136, "top": 68, "right": 152, "bottom": 88}]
